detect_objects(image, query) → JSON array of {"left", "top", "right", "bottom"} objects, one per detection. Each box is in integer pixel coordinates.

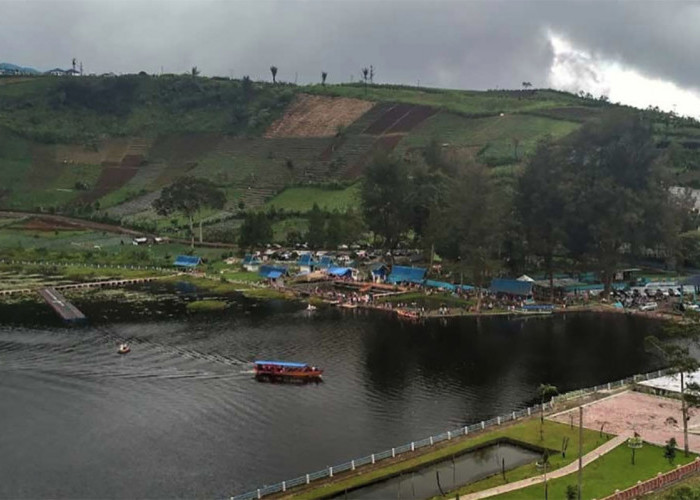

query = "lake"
[{"left": 0, "top": 289, "right": 664, "bottom": 498}]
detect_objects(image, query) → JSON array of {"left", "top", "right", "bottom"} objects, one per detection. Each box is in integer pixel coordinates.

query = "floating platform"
[{"left": 38, "top": 287, "right": 86, "bottom": 323}]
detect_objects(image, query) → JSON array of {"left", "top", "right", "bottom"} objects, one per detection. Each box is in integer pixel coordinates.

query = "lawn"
[
  {"left": 494, "top": 442, "right": 696, "bottom": 500},
  {"left": 264, "top": 183, "right": 361, "bottom": 213},
  {"left": 294, "top": 419, "right": 606, "bottom": 500}
]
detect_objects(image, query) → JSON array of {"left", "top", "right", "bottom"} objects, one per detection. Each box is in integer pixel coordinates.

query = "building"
[
  {"left": 297, "top": 253, "right": 315, "bottom": 273},
  {"left": 369, "top": 263, "right": 389, "bottom": 283},
  {"left": 489, "top": 278, "right": 533, "bottom": 297},
  {"left": 174, "top": 255, "right": 202, "bottom": 268},
  {"left": 241, "top": 254, "right": 261, "bottom": 272},
  {"left": 387, "top": 266, "right": 426, "bottom": 285},
  {"left": 259, "top": 265, "right": 289, "bottom": 286}
]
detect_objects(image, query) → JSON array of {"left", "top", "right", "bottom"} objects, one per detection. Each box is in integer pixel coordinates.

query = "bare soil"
[{"left": 265, "top": 94, "right": 374, "bottom": 138}]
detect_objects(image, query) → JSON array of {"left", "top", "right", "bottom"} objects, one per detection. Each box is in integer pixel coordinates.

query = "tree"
[
  {"left": 522, "top": 81, "right": 532, "bottom": 89},
  {"left": 517, "top": 138, "right": 569, "bottom": 301},
  {"left": 191, "top": 66, "right": 200, "bottom": 78},
  {"left": 665, "top": 437, "right": 678, "bottom": 464},
  {"left": 361, "top": 154, "right": 411, "bottom": 250},
  {"left": 646, "top": 330, "right": 700, "bottom": 457},
  {"left": 238, "top": 212, "right": 273, "bottom": 248},
  {"left": 152, "top": 177, "right": 226, "bottom": 248},
  {"left": 563, "top": 111, "right": 675, "bottom": 296},
  {"left": 361, "top": 67, "right": 369, "bottom": 94},
  {"left": 538, "top": 383, "right": 558, "bottom": 441},
  {"left": 307, "top": 203, "right": 327, "bottom": 249},
  {"left": 321, "top": 71, "right": 328, "bottom": 86},
  {"left": 565, "top": 485, "right": 577, "bottom": 500},
  {"left": 270, "top": 65, "right": 278, "bottom": 84}
]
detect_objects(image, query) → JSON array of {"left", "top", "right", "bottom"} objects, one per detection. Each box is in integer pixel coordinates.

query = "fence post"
[
  {"left": 608, "top": 382, "right": 611, "bottom": 390},
  {"left": 429, "top": 436, "right": 434, "bottom": 445},
  {"left": 528, "top": 407, "right": 531, "bottom": 416},
  {"left": 411, "top": 442, "right": 415, "bottom": 451},
  {"left": 257, "top": 489, "right": 261, "bottom": 499},
  {"left": 481, "top": 421, "right": 485, "bottom": 429},
  {"left": 371, "top": 454, "right": 375, "bottom": 464},
  {"left": 497, "top": 416, "right": 501, "bottom": 425},
  {"left": 282, "top": 481, "right": 286, "bottom": 492},
  {"left": 306, "top": 474, "right": 310, "bottom": 485},
  {"left": 463, "top": 426, "right": 468, "bottom": 435},
  {"left": 329, "top": 466, "right": 333, "bottom": 478},
  {"left": 512, "top": 411, "right": 516, "bottom": 420},
  {"left": 392, "top": 448, "right": 395, "bottom": 457},
  {"left": 351, "top": 460, "right": 355, "bottom": 471}
]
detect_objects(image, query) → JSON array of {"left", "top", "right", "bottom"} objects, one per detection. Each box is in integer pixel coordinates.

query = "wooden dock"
[{"left": 38, "top": 287, "right": 86, "bottom": 322}]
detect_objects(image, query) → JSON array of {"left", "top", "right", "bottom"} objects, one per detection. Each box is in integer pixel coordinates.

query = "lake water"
[{"left": 0, "top": 289, "right": 664, "bottom": 498}]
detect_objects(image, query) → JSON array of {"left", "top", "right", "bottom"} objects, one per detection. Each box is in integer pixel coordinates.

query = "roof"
[
  {"left": 682, "top": 275, "right": 700, "bottom": 287},
  {"left": 259, "top": 265, "right": 288, "bottom": 279},
  {"left": 387, "top": 265, "right": 426, "bottom": 284},
  {"left": 489, "top": 278, "right": 533, "bottom": 296},
  {"left": 242, "top": 254, "right": 260, "bottom": 265},
  {"left": 317, "top": 255, "right": 334, "bottom": 269},
  {"left": 517, "top": 275, "right": 535, "bottom": 282},
  {"left": 369, "top": 262, "right": 388, "bottom": 273},
  {"left": 254, "top": 360, "right": 308, "bottom": 368},
  {"left": 298, "top": 254, "right": 314, "bottom": 266},
  {"left": 327, "top": 266, "right": 353, "bottom": 277},
  {"left": 174, "top": 255, "right": 202, "bottom": 267},
  {"left": 424, "top": 279, "right": 457, "bottom": 292}
]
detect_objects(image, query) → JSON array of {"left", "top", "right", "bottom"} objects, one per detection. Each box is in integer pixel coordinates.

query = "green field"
[
  {"left": 265, "top": 183, "right": 360, "bottom": 212},
  {"left": 494, "top": 442, "right": 696, "bottom": 500}
]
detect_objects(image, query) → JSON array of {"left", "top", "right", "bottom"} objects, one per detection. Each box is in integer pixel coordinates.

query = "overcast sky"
[{"left": 3, "top": 0, "right": 700, "bottom": 117}]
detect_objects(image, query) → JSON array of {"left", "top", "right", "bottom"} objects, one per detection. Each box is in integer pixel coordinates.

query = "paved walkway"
[{"left": 459, "top": 432, "right": 630, "bottom": 499}]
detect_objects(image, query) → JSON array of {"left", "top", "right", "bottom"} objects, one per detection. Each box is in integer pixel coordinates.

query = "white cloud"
[{"left": 548, "top": 32, "right": 700, "bottom": 119}]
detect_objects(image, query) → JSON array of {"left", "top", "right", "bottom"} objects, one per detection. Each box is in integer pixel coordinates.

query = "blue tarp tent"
[
  {"left": 369, "top": 263, "right": 389, "bottom": 279},
  {"left": 489, "top": 278, "right": 533, "bottom": 296},
  {"left": 242, "top": 254, "right": 260, "bottom": 265},
  {"left": 387, "top": 266, "right": 426, "bottom": 284},
  {"left": 259, "top": 265, "right": 288, "bottom": 279},
  {"left": 298, "top": 254, "right": 314, "bottom": 267},
  {"left": 174, "top": 255, "right": 202, "bottom": 267},
  {"left": 317, "top": 255, "right": 334, "bottom": 269},
  {"left": 327, "top": 266, "right": 353, "bottom": 278}
]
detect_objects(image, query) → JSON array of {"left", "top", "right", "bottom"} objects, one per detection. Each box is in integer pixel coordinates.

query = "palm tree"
[
  {"left": 362, "top": 67, "right": 369, "bottom": 94},
  {"left": 191, "top": 66, "right": 200, "bottom": 78},
  {"left": 538, "top": 383, "right": 558, "bottom": 441},
  {"left": 270, "top": 65, "right": 278, "bottom": 84},
  {"left": 321, "top": 71, "right": 328, "bottom": 86}
]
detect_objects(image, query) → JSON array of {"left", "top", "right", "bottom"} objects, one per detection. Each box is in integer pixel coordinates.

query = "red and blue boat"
[{"left": 254, "top": 360, "right": 323, "bottom": 382}]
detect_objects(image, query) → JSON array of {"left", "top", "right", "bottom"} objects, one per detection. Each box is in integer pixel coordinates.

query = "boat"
[
  {"left": 254, "top": 360, "right": 323, "bottom": 382},
  {"left": 117, "top": 343, "right": 131, "bottom": 355},
  {"left": 306, "top": 304, "right": 317, "bottom": 311}
]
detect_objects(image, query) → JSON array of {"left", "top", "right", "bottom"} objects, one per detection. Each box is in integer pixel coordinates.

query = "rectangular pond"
[{"left": 342, "top": 441, "right": 540, "bottom": 499}]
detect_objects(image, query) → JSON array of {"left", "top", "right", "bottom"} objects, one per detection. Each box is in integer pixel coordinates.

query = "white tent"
[{"left": 517, "top": 275, "right": 535, "bottom": 282}]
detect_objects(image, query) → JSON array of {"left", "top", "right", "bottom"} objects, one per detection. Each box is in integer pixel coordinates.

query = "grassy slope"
[{"left": 494, "top": 443, "right": 696, "bottom": 500}]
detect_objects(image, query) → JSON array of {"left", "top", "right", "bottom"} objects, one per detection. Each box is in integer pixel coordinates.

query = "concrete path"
[{"left": 459, "top": 432, "right": 630, "bottom": 499}]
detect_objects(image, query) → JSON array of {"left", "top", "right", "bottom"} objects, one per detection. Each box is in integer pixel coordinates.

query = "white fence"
[{"left": 231, "top": 367, "right": 675, "bottom": 500}]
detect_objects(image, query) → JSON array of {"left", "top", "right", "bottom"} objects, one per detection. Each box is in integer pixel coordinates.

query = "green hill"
[{"left": 1, "top": 75, "right": 699, "bottom": 244}]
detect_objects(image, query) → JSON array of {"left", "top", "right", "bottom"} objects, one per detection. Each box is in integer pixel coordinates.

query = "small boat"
[
  {"left": 117, "top": 343, "right": 131, "bottom": 355},
  {"left": 254, "top": 360, "right": 323, "bottom": 382},
  {"left": 306, "top": 304, "right": 317, "bottom": 311}
]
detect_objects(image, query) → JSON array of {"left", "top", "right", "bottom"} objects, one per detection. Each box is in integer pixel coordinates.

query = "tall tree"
[
  {"left": 191, "top": 66, "right": 200, "bottom": 77},
  {"left": 153, "top": 177, "right": 226, "bottom": 248},
  {"left": 361, "top": 67, "right": 369, "bottom": 94},
  {"left": 238, "top": 212, "right": 273, "bottom": 248},
  {"left": 270, "top": 65, "right": 278, "bottom": 84},
  {"left": 517, "top": 137, "right": 569, "bottom": 301},
  {"left": 306, "top": 203, "right": 327, "bottom": 249},
  {"left": 321, "top": 71, "right": 328, "bottom": 86},
  {"left": 564, "top": 111, "right": 670, "bottom": 295},
  {"left": 361, "top": 154, "right": 411, "bottom": 250}
]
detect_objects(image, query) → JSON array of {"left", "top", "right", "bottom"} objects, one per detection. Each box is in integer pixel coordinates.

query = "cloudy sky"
[{"left": 3, "top": 0, "right": 700, "bottom": 117}]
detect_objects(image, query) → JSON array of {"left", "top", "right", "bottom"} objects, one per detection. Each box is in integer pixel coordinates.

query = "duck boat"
[{"left": 254, "top": 360, "right": 323, "bottom": 382}]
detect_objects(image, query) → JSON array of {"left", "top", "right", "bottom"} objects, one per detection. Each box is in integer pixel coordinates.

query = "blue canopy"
[
  {"left": 328, "top": 266, "right": 353, "bottom": 277},
  {"left": 298, "top": 254, "right": 314, "bottom": 266},
  {"left": 369, "top": 263, "right": 388, "bottom": 276},
  {"left": 387, "top": 265, "right": 426, "bottom": 284},
  {"left": 259, "top": 265, "right": 287, "bottom": 279},
  {"left": 317, "top": 255, "right": 334, "bottom": 269},
  {"left": 174, "top": 255, "right": 202, "bottom": 267},
  {"left": 490, "top": 278, "right": 533, "bottom": 296},
  {"left": 242, "top": 254, "right": 260, "bottom": 265},
  {"left": 254, "top": 360, "right": 308, "bottom": 368},
  {"left": 424, "top": 279, "right": 457, "bottom": 292}
]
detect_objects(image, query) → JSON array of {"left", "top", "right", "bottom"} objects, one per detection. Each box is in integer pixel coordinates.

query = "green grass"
[
  {"left": 265, "top": 183, "right": 361, "bottom": 212},
  {"left": 294, "top": 419, "right": 606, "bottom": 500},
  {"left": 307, "top": 84, "right": 591, "bottom": 115},
  {"left": 494, "top": 443, "right": 696, "bottom": 500},
  {"left": 271, "top": 217, "right": 309, "bottom": 242},
  {"left": 376, "top": 291, "right": 473, "bottom": 309}
]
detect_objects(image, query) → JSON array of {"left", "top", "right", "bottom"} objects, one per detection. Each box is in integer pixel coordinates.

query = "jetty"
[{"left": 38, "top": 287, "right": 86, "bottom": 323}]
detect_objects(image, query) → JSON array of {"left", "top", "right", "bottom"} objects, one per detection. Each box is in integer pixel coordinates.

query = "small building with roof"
[
  {"left": 241, "top": 254, "right": 261, "bottom": 272},
  {"left": 297, "top": 253, "right": 315, "bottom": 273},
  {"left": 259, "top": 265, "right": 289, "bottom": 285},
  {"left": 489, "top": 278, "right": 533, "bottom": 297},
  {"left": 316, "top": 255, "right": 335, "bottom": 270},
  {"left": 327, "top": 266, "right": 357, "bottom": 280},
  {"left": 369, "top": 263, "right": 389, "bottom": 283}
]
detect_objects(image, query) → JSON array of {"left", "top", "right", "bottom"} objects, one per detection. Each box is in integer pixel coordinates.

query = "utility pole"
[{"left": 578, "top": 406, "right": 583, "bottom": 499}]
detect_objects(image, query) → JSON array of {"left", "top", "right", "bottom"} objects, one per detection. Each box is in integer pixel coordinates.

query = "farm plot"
[
  {"left": 264, "top": 183, "right": 360, "bottom": 212},
  {"left": 265, "top": 94, "right": 374, "bottom": 138}
]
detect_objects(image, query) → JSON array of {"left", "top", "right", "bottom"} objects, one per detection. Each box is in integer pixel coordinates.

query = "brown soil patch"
[
  {"left": 17, "top": 217, "right": 82, "bottom": 231},
  {"left": 265, "top": 94, "right": 374, "bottom": 138},
  {"left": 550, "top": 391, "right": 700, "bottom": 451}
]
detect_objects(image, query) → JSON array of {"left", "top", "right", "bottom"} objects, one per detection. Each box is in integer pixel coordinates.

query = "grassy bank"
[
  {"left": 493, "top": 443, "right": 696, "bottom": 500},
  {"left": 289, "top": 419, "right": 606, "bottom": 500},
  {"left": 186, "top": 299, "right": 228, "bottom": 312}
]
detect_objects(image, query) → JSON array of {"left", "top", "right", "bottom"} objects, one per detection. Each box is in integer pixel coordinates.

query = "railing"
[
  {"left": 231, "top": 367, "right": 678, "bottom": 500},
  {"left": 602, "top": 457, "right": 700, "bottom": 499},
  {"left": 0, "top": 259, "right": 171, "bottom": 273}
]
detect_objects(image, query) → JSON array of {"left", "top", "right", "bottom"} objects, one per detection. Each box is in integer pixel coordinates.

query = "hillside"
[{"left": 1, "top": 75, "right": 699, "bottom": 243}]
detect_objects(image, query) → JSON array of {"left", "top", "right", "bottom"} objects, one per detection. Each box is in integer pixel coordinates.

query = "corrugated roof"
[
  {"left": 489, "top": 278, "right": 533, "bottom": 296},
  {"left": 387, "top": 266, "right": 426, "bottom": 284},
  {"left": 174, "top": 255, "right": 202, "bottom": 267}
]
